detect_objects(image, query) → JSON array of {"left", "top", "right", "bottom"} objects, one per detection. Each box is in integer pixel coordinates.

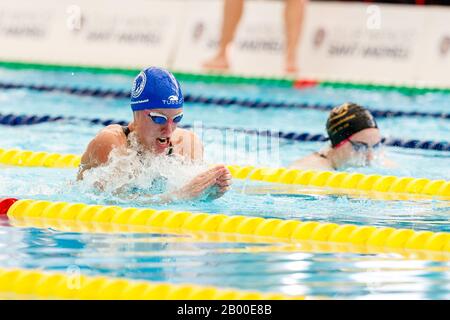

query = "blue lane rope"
[
  {"left": 1, "top": 112, "right": 449, "bottom": 152},
  {"left": 0, "top": 81, "right": 449, "bottom": 120}
]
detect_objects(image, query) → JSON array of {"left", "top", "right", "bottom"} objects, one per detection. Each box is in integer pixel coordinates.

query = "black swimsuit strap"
[
  {"left": 122, "top": 125, "right": 131, "bottom": 137},
  {"left": 167, "top": 142, "right": 174, "bottom": 156},
  {"left": 315, "top": 152, "right": 328, "bottom": 159}
]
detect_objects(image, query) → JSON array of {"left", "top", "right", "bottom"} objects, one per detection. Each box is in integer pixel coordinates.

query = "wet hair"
[{"left": 326, "top": 103, "right": 378, "bottom": 147}]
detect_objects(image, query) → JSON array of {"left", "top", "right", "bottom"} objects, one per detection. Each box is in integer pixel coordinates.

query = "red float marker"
[
  {"left": 293, "top": 79, "right": 318, "bottom": 89},
  {"left": 0, "top": 198, "right": 18, "bottom": 216}
]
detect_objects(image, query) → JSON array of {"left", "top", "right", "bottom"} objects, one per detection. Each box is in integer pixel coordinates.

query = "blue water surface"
[{"left": 0, "top": 67, "right": 449, "bottom": 299}]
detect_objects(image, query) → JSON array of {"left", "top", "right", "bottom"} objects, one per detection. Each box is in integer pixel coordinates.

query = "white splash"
[{"left": 77, "top": 133, "right": 208, "bottom": 203}]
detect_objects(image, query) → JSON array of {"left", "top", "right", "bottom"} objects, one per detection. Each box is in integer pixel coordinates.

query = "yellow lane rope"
[
  {"left": 9, "top": 214, "right": 449, "bottom": 262},
  {"left": 0, "top": 148, "right": 448, "bottom": 198},
  {"left": 0, "top": 268, "right": 305, "bottom": 300},
  {"left": 6, "top": 199, "right": 450, "bottom": 255}
]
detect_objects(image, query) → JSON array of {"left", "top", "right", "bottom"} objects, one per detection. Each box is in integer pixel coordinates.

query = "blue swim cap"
[{"left": 130, "top": 67, "right": 184, "bottom": 111}]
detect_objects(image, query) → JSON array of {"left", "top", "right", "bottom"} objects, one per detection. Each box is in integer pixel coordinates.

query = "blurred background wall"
[{"left": 0, "top": 0, "right": 448, "bottom": 85}]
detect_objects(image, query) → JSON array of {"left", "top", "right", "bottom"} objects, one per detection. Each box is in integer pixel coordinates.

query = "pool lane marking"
[
  {"left": 0, "top": 267, "right": 306, "bottom": 300},
  {"left": 0, "top": 148, "right": 448, "bottom": 199},
  {"left": 1, "top": 60, "right": 450, "bottom": 94},
  {"left": 1, "top": 81, "right": 450, "bottom": 121},
  {"left": 6, "top": 214, "right": 450, "bottom": 263},
  {"left": 3, "top": 196, "right": 448, "bottom": 262},
  {"left": 4, "top": 199, "right": 450, "bottom": 256},
  {"left": 1, "top": 112, "right": 449, "bottom": 152}
]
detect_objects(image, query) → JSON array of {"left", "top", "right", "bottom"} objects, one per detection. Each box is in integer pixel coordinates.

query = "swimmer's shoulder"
[
  {"left": 81, "top": 124, "right": 128, "bottom": 166},
  {"left": 289, "top": 152, "right": 333, "bottom": 171},
  {"left": 93, "top": 124, "right": 128, "bottom": 146}
]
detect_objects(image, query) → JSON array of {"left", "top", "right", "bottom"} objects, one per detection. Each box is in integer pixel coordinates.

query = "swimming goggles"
[
  {"left": 348, "top": 139, "right": 382, "bottom": 153},
  {"left": 148, "top": 112, "right": 183, "bottom": 125}
]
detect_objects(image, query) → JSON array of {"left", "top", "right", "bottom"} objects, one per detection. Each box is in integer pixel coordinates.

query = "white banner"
[
  {"left": 417, "top": 7, "right": 450, "bottom": 86},
  {"left": 298, "top": 2, "right": 429, "bottom": 84},
  {"left": 0, "top": 1, "right": 57, "bottom": 62},
  {"left": 0, "top": 0, "right": 449, "bottom": 86},
  {"left": 172, "top": 1, "right": 450, "bottom": 85},
  {"left": 0, "top": 0, "right": 185, "bottom": 69}
]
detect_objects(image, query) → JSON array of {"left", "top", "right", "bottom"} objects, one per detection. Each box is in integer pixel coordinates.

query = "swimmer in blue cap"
[
  {"left": 290, "top": 103, "right": 395, "bottom": 170},
  {"left": 78, "top": 67, "right": 232, "bottom": 202}
]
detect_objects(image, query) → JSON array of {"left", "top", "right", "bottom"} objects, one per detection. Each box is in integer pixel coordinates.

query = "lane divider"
[
  {"left": 0, "top": 112, "right": 127, "bottom": 127},
  {"left": 1, "top": 81, "right": 449, "bottom": 120},
  {"left": 3, "top": 199, "right": 450, "bottom": 254},
  {"left": 1, "top": 112, "right": 449, "bottom": 152},
  {"left": 229, "top": 165, "right": 450, "bottom": 199},
  {"left": 1, "top": 60, "right": 450, "bottom": 94},
  {"left": 0, "top": 148, "right": 81, "bottom": 168},
  {"left": 319, "top": 81, "right": 450, "bottom": 95},
  {"left": 0, "top": 148, "right": 449, "bottom": 198},
  {"left": 0, "top": 267, "right": 304, "bottom": 300},
  {"left": 0, "top": 198, "right": 17, "bottom": 215},
  {"left": 3, "top": 198, "right": 450, "bottom": 262}
]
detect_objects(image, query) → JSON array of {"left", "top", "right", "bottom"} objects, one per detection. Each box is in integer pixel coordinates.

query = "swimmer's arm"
[
  {"left": 77, "top": 126, "right": 127, "bottom": 180},
  {"left": 110, "top": 189, "right": 173, "bottom": 205},
  {"left": 123, "top": 165, "right": 231, "bottom": 204},
  {"left": 112, "top": 190, "right": 181, "bottom": 205},
  {"left": 289, "top": 153, "right": 333, "bottom": 171},
  {"left": 288, "top": 158, "right": 307, "bottom": 169}
]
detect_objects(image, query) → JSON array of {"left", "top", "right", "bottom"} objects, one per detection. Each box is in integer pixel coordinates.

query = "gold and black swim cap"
[{"left": 326, "top": 103, "right": 378, "bottom": 147}]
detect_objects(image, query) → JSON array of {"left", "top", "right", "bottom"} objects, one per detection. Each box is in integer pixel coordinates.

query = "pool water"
[{"left": 0, "top": 67, "right": 449, "bottom": 299}]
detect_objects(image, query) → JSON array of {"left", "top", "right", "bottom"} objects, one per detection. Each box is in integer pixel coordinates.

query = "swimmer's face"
[
  {"left": 133, "top": 108, "right": 183, "bottom": 154},
  {"left": 335, "top": 128, "right": 382, "bottom": 167}
]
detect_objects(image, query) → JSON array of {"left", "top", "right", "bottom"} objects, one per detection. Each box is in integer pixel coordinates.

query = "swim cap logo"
[
  {"left": 329, "top": 104, "right": 349, "bottom": 122},
  {"left": 162, "top": 95, "right": 180, "bottom": 105},
  {"left": 131, "top": 71, "right": 146, "bottom": 99},
  {"left": 333, "top": 104, "right": 349, "bottom": 115}
]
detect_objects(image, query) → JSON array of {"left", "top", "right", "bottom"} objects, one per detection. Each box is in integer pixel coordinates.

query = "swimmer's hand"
[
  {"left": 123, "top": 166, "right": 232, "bottom": 205},
  {"left": 173, "top": 165, "right": 232, "bottom": 201},
  {"left": 204, "top": 167, "right": 232, "bottom": 200}
]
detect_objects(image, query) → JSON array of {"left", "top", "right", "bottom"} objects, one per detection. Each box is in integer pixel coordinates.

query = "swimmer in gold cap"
[{"left": 290, "top": 103, "right": 395, "bottom": 171}]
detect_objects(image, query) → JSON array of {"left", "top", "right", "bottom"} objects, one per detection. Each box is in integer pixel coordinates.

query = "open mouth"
[{"left": 156, "top": 137, "right": 170, "bottom": 146}]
